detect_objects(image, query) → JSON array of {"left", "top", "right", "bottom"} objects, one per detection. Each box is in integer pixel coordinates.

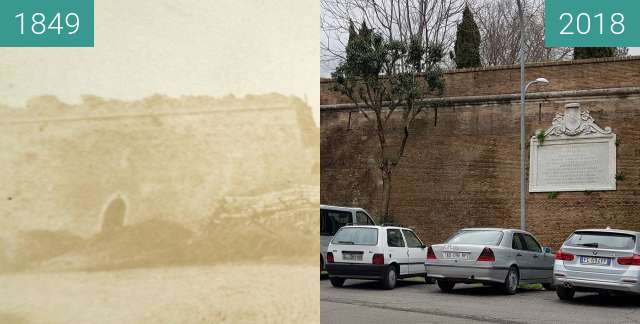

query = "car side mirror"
[{"left": 543, "top": 247, "right": 552, "bottom": 254}]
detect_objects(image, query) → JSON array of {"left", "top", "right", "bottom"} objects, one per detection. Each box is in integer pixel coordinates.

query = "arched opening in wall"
[{"left": 101, "top": 196, "right": 127, "bottom": 232}]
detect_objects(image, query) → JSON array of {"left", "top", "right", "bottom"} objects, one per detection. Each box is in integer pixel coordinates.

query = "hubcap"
[
  {"left": 509, "top": 271, "right": 517, "bottom": 290},
  {"left": 389, "top": 269, "right": 396, "bottom": 284}
]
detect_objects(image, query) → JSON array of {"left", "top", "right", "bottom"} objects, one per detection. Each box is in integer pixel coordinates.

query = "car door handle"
[
  {"left": 533, "top": 255, "right": 539, "bottom": 258},
  {"left": 516, "top": 253, "right": 523, "bottom": 257}
]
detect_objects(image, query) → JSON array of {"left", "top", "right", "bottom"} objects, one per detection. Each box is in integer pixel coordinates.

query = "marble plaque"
[{"left": 529, "top": 103, "right": 616, "bottom": 192}]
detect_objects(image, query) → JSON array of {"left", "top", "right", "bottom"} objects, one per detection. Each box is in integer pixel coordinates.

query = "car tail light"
[
  {"left": 555, "top": 250, "right": 574, "bottom": 261},
  {"left": 426, "top": 247, "right": 437, "bottom": 260},
  {"left": 372, "top": 253, "right": 384, "bottom": 265},
  {"left": 617, "top": 254, "right": 640, "bottom": 266},
  {"left": 327, "top": 252, "right": 334, "bottom": 263},
  {"left": 477, "top": 247, "right": 495, "bottom": 262}
]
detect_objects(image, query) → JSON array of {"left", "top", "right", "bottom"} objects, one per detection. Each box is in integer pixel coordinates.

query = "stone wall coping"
[{"left": 320, "top": 87, "right": 640, "bottom": 111}]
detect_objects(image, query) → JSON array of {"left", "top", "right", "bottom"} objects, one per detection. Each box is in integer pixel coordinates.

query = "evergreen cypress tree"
[
  {"left": 454, "top": 5, "right": 481, "bottom": 69},
  {"left": 573, "top": 47, "right": 616, "bottom": 60}
]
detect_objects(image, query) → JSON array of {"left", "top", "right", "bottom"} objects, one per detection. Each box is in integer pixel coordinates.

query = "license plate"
[
  {"left": 580, "top": 256, "right": 610, "bottom": 266},
  {"left": 442, "top": 251, "right": 470, "bottom": 260},
  {"left": 342, "top": 253, "right": 363, "bottom": 261}
]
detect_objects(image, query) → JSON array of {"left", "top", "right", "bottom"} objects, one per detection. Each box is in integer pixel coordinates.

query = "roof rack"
[{"left": 381, "top": 223, "right": 401, "bottom": 227}]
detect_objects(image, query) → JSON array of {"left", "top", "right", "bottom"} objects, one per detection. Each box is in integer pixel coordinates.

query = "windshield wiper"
[
  {"left": 578, "top": 242, "right": 599, "bottom": 248},
  {"left": 337, "top": 240, "right": 354, "bottom": 245}
]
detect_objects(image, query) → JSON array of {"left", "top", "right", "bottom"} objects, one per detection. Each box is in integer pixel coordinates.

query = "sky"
[{"left": 0, "top": 0, "right": 320, "bottom": 124}]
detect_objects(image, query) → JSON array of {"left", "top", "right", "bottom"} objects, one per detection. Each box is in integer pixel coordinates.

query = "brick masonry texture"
[
  {"left": 321, "top": 56, "right": 640, "bottom": 249},
  {"left": 321, "top": 56, "right": 640, "bottom": 105}
]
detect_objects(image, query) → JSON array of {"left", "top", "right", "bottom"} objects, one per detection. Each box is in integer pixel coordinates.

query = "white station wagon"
[
  {"left": 326, "top": 225, "right": 428, "bottom": 289},
  {"left": 554, "top": 228, "right": 640, "bottom": 300}
]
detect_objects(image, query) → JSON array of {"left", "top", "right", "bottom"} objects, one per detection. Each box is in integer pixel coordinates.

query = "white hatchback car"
[{"left": 325, "top": 225, "right": 428, "bottom": 289}]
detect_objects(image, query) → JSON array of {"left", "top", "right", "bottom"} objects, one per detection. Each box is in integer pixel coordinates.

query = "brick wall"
[
  {"left": 321, "top": 56, "right": 640, "bottom": 105},
  {"left": 321, "top": 57, "right": 640, "bottom": 249}
]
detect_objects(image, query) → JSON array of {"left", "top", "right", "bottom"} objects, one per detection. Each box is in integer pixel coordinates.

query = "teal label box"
[
  {"left": 545, "top": 0, "right": 640, "bottom": 47},
  {"left": 0, "top": 0, "right": 94, "bottom": 47}
]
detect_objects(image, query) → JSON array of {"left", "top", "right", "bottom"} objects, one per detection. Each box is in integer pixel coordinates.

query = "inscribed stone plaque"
[{"left": 529, "top": 103, "right": 616, "bottom": 192}]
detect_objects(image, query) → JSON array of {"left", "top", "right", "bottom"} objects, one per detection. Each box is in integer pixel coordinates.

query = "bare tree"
[
  {"left": 321, "top": 0, "right": 466, "bottom": 74},
  {"left": 471, "top": 0, "right": 571, "bottom": 66}
]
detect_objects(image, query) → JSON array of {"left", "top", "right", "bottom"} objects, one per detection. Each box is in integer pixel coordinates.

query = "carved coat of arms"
[{"left": 542, "top": 103, "right": 612, "bottom": 137}]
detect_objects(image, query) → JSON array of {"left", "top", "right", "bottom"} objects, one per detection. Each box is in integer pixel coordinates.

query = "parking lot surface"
[{"left": 321, "top": 276, "right": 640, "bottom": 324}]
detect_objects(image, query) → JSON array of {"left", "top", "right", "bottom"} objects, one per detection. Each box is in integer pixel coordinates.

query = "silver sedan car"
[
  {"left": 554, "top": 228, "right": 640, "bottom": 300},
  {"left": 425, "top": 228, "right": 555, "bottom": 294}
]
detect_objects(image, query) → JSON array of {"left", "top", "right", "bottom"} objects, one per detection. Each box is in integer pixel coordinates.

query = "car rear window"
[
  {"left": 320, "top": 209, "right": 352, "bottom": 236},
  {"left": 332, "top": 227, "right": 378, "bottom": 246},
  {"left": 566, "top": 231, "right": 636, "bottom": 250},
  {"left": 446, "top": 230, "right": 504, "bottom": 245}
]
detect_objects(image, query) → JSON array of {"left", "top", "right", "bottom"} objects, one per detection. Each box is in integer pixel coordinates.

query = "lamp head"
[{"left": 535, "top": 77, "right": 549, "bottom": 85}]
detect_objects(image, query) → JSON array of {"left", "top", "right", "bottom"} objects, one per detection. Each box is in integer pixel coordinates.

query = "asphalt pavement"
[{"left": 321, "top": 275, "right": 640, "bottom": 324}]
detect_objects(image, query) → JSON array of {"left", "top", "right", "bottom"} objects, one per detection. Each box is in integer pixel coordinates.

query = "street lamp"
[
  {"left": 517, "top": 1, "right": 552, "bottom": 231},
  {"left": 520, "top": 76, "right": 550, "bottom": 231},
  {"left": 526, "top": 78, "right": 549, "bottom": 92}
]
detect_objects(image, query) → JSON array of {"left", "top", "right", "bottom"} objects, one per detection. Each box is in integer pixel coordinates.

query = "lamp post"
[
  {"left": 517, "top": 0, "right": 551, "bottom": 231},
  {"left": 519, "top": 75, "right": 549, "bottom": 232}
]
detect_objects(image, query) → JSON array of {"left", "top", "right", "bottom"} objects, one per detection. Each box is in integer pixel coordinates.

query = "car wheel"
[
  {"left": 320, "top": 255, "right": 324, "bottom": 271},
  {"left": 424, "top": 273, "right": 434, "bottom": 284},
  {"left": 381, "top": 265, "right": 398, "bottom": 290},
  {"left": 542, "top": 283, "right": 555, "bottom": 291},
  {"left": 437, "top": 279, "right": 455, "bottom": 292},
  {"left": 503, "top": 267, "right": 519, "bottom": 295},
  {"left": 330, "top": 277, "right": 345, "bottom": 288},
  {"left": 556, "top": 286, "right": 575, "bottom": 300}
]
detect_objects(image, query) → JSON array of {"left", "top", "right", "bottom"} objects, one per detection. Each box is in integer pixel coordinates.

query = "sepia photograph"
[{"left": 0, "top": 0, "right": 319, "bottom": 323}]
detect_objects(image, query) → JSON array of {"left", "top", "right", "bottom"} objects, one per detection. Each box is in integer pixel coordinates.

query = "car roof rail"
[{"left": 381, "top": 223, "right": 401, "bottom": 227}]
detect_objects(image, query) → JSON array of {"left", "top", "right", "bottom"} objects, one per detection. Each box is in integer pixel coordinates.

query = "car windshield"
[
  {"left": 566, "top": 232, "right": 636, "bottom": 250},
  {"left": 332, "top": 227, "right": 378, "bottom": 246},
  {"left": 446, "top": 230, "right": 503, "bottom": 245}
]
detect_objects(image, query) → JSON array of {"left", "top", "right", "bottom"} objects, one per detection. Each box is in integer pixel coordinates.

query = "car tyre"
[
  {"left": 556, "top": 286, "right": 575, "bottom": 300},
  {"left": 424, "top": 274, "right": 434, "bottom": 284},
  {"left": 503, "top": 267, "right": 519, "bottom": 295},
  {"left": 381, "top": 266, "right": 398, "bottom": 290},
  {"left": 330, "top": 277, "right": 345, "bottom": 288},
  {"left": 320, "top": 255, "right": 325, "bottom": 271},
  {"left": 437, "top": 279, "right": 455, "bottom": 292}
]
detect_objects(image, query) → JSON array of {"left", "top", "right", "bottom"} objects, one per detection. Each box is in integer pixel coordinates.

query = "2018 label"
[
  {"left": 559, "top": 13, "right": 624, "bottom": 36},
  {"left": 545, "top": 0, "right": 639, "bottom": 47}
]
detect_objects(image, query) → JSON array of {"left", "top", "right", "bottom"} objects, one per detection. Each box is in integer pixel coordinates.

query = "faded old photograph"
[{"left": 0, "top": 1, "right": 319, "bottom": 323}]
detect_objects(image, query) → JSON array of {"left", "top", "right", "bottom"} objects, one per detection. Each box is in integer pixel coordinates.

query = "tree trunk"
[{"left": 380, "top": 161, "right": 392, "bottom": 223}]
